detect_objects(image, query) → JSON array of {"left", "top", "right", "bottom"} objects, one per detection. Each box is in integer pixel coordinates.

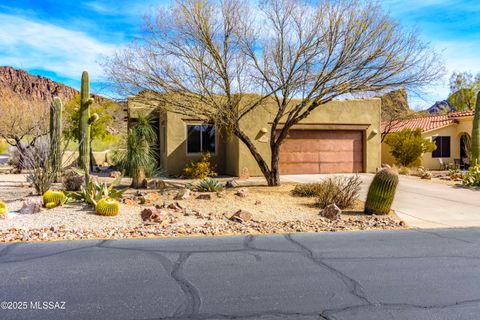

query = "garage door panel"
[
  {"left": 281, "top": 152, "right": 319, "bottom": 163},
  {"left": 319, "top": 162, "right": 363, "bottom": 173},
  {"left": 280, "top": 163, "right": 320, "bottom": 175},
  {"left": 279, "top": 130, "right": 364, "bottom": 174}
]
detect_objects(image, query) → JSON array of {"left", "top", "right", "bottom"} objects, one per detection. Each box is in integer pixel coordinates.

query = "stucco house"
[
  {"left": 381, "top": 111, "right": 474, "bottom": 170},
  {"left": 128, "top": 93, "right": 382, "bottom": 177}
]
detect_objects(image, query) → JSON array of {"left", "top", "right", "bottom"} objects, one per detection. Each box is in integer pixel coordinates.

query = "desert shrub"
[
  {"left": 316, "top": 176, "right": 362, "bottom": 209},
  {"left": 463, "top": 164, "right": 480, "bottom": 186},
  {"left": 62, "top": 170, "right": 85, "bottom": 191},
  {"left": 197, "top": 178, "right": 224, "bottom": 192},
  {"left": 183, "top": 153, "right": 217, "bottom": 179},
  {"left": 384, "top": 128, "right": 436, "bottom": 167},
  {"left": 292, "top": 183, "right": 323, "bottom": 197},
  {"left": 448, "top": 168, "right": 464, "bottom": 180},
  {"left": 22, "top": 139, "right": 55, "bottom": 194},
  {"left": 397, "top": 166, "right": 410, "bottom": 175}
]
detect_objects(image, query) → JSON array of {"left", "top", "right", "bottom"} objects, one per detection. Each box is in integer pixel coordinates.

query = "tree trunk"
[
  {"left": 131, "top": 167, "right": 146, "bottom": 189},
  {"left": 268, "top": 144, "right": 281, "bottom": 186},
  {"left": 233, "top": 127, "right": 282, "bottom": 186}
]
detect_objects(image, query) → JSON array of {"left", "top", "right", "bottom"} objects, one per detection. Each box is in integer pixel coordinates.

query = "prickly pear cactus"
[
  {"left": 471, "top": 92, "right": 480, "bottom": 164},
  {"left": 50, "top": 97, "right": 63, "bottom": 181},
  {"left": 364, "top": 169, "right": 399, "bottom": 215}
]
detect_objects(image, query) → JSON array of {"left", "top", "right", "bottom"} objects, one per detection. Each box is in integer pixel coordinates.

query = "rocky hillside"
[{"left": 0, "top": 66, "right": 79, "bottom": 103}]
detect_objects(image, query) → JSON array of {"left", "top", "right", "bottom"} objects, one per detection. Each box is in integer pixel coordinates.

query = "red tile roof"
[{"left": 381, "top": 111, "right": 474, "bottom": 133}]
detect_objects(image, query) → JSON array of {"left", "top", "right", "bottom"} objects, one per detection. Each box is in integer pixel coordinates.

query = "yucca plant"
[
  {"left": 197, "top": 178, "right": 224, "bottom": 192},
  {"left": 116, "top": 114, "right": 158, "bottom": 188}
]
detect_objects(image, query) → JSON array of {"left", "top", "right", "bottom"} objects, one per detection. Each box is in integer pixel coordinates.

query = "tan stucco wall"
[
  {"left": 128, "top": 94, "right": 382, "bottom": 176},
  {"left": 163, "top": 112, "right": 227, "bottom": 175},
  {"left": 381, "top": 116, "right": 473, "bottom": 169},
  {"left": 236, "top": 98, "right": 382, "bottom": 176}
]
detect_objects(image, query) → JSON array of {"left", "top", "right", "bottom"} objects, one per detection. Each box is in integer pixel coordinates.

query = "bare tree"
[
  {"left": 104, "top": 0, "right": 443, "bottom": 186},
  {"left": 0, "top": 87, "right": 49, "bottom": 170}
]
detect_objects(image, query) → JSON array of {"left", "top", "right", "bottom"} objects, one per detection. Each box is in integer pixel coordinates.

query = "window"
[
  {"left": 187, "top": 124, "right": 216, "bottom": 154},
  {"left": 432, "top": 136, "right": 450, "bottom": 158}
]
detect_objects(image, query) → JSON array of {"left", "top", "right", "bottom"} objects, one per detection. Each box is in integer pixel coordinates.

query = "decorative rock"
[
  {"left": 109, "top": 171, "right": 121, "bottom": 178},
  {"left": 143, "top": 178, "right": 166, "bottom": 190},
  {"left": 225, "top": 180, "right": 238, "bottom": 188},
  {"left": 216, "top": 190, "right": 226, "bottom": 198},
  {"left": 421, "top": 171, "right": 432, "bottom": 180},
  {"left": 174, "top": 189, "right": 191, "bottom": 200},
  {"left": 320, "top": 204, "right": 342, "bottom": 220},
  {"left": 18, "top": 200, "right": 42, "bottom": 214},
  {"left": 239, "top": 167, "right": 250, "bottom": 180},
  {"left": 254, "top": 200, "right": 262, "bottom": 205},
  {"left": 235, "top": 188, "right": 249, "bottom": 198},
  {"left": 167, "top": 202, "right": 183, "bottom": 210},
  {"left": 123, "top": 198, "right": 138, "bottom": 206},
  {"left": 230, "top": 209, "right": 253, "bottom": 223},
  {"left": 196, "top": 193, "right": 212, "bottom": 200}
]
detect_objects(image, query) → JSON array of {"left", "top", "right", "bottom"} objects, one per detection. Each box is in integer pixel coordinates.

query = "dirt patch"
[{"left": 0, "top": 174, "right": 405, "bottom": 242}]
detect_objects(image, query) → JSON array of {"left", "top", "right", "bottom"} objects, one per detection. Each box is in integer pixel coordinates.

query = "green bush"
[
  {"left": 293, "top": 176, "right": 361, "bottom": 209},
  {"left": 463, "top": 164, "right": 480, "bottom": 186},
  {"left": 183, "top": 153, "right": 217, "bottom": 179},
  {"left": 385, "top": 128, "right": 436, "bottom": 167},
  {"left": 197, "top": 178, "right": 224, "bottom": 192}
]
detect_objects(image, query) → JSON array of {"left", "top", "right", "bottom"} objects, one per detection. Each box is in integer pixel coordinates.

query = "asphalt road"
[{"left": 2, "top": 229, "right": 480, "bottom": 320}]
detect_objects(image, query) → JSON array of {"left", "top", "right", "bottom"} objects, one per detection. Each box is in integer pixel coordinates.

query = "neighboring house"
[
  {"left": 128, "top": 93, "right": 381, "bottom": 177},
  {"left": 381, "top": 112, "right": 474, "bottom": 170}
]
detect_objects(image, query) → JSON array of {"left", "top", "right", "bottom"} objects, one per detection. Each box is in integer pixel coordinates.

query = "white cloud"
[{"left": 0, "top": 13, "right": 117, "bottom": 80}]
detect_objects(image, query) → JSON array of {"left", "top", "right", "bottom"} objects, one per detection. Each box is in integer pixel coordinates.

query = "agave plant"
[
  {"left": 115, "top": 114, "right": 158, "bottom": 188},
  {"left": 197, "top": 178, "right": 224, "bottom": 192},
  {"left": 69, "top": 174, "right": 127, "bottom": 207}
]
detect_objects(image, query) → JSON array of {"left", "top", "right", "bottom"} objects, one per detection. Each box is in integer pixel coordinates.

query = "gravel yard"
[{"left": 0, "top": 173, "right": 405, "bottom": 242}]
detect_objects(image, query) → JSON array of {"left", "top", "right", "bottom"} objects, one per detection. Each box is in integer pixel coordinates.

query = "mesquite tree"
[{"left": 104, "top": 0, "right": 443, "bottom": 186}]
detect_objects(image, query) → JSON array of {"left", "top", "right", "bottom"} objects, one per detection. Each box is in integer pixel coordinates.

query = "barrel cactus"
[
  {"left": 364, "top": 169, "right": 399, "bottom": 215},
  {"left": 42, "top": 190, "right": 66, "bottom": 209},
  {"left": 0, "top": 200, "right": 7, "bottom": 215},
  {"left": 471, "top": 91, "right": 480, "bottom": 165},
  {"left": 96, "top": 198, "right": 120, "bottom": 216}
]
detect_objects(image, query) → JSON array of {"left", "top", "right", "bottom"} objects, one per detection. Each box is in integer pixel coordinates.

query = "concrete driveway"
[{"left": 281, "top": 174, "right": 480, "bottom": 229}]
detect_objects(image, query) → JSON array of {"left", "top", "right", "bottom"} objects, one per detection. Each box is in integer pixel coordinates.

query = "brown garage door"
[{"left": 279, "top": 130, "right": 363, "bottom": 174}]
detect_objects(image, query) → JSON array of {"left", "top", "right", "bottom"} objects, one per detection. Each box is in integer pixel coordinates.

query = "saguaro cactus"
[
  {"left": 78, "top": 71, "right": 97, "bottom": 184},
  {"left": 50, "top": 97, "right": 63, "bottom": 181},
  {"left": 471, "top": 92, "right": 480, "bottom": 165},
  {"left": 364, "top": 169, "right": 399, "bottom": 215}
]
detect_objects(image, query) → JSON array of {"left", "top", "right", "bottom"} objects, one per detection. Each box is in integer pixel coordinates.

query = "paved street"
[
  {"left": 2, "top": 229, "right": 480, "bottom": 319},
  {"left": 282, "top": 174, "right": 480, "bottom": 228}
]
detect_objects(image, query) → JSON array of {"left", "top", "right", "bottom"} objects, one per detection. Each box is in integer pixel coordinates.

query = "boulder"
[
  {"left": 225, "top": 180, "right": 238, "bottom": 188},
  {"left": 143, "top": 178, "right": 166, "bottom": 190},
  {"left": 230, "top": 209, "right": 253, "bottom": 223},
  {"left": 235, "top": 188, "right": 249, "bottom": 198},
  {"left": 174, "top": 189, "right": 191, "bottom": 200},
  {"left": 109, "top": 171, "right": 121, "bottom": 178},
  {"left": 18, "top": 200, "right": 42, "bottom": 214},
  {"left": 216, "top": 190, "right": 227, "bottom": 198},
  {"left": 320, "top": 204, "right": 341, "bottom": 220}
]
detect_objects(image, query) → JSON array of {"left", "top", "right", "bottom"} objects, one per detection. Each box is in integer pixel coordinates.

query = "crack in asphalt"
[
  {"left": 413, "top": 229, "right": 475, "bottom": 244},
  {"left": 170, "top": 253, "right": 201, "bottom": 318},
  {"left": 284, "top": 234, "right": 373, "bottom": 306},
  {"left": 3, "top": 234, "right": 480, "bottom": 319}
]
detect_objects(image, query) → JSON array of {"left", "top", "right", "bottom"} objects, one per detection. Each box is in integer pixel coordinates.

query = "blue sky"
[{"left": 0, "top": 0, "right": 479, "bottom": 109}]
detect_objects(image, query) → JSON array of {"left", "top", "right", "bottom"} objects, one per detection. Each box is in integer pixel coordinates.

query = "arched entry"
[{"left": 460, "top": 133, "right": 471, "bottom": 169}]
